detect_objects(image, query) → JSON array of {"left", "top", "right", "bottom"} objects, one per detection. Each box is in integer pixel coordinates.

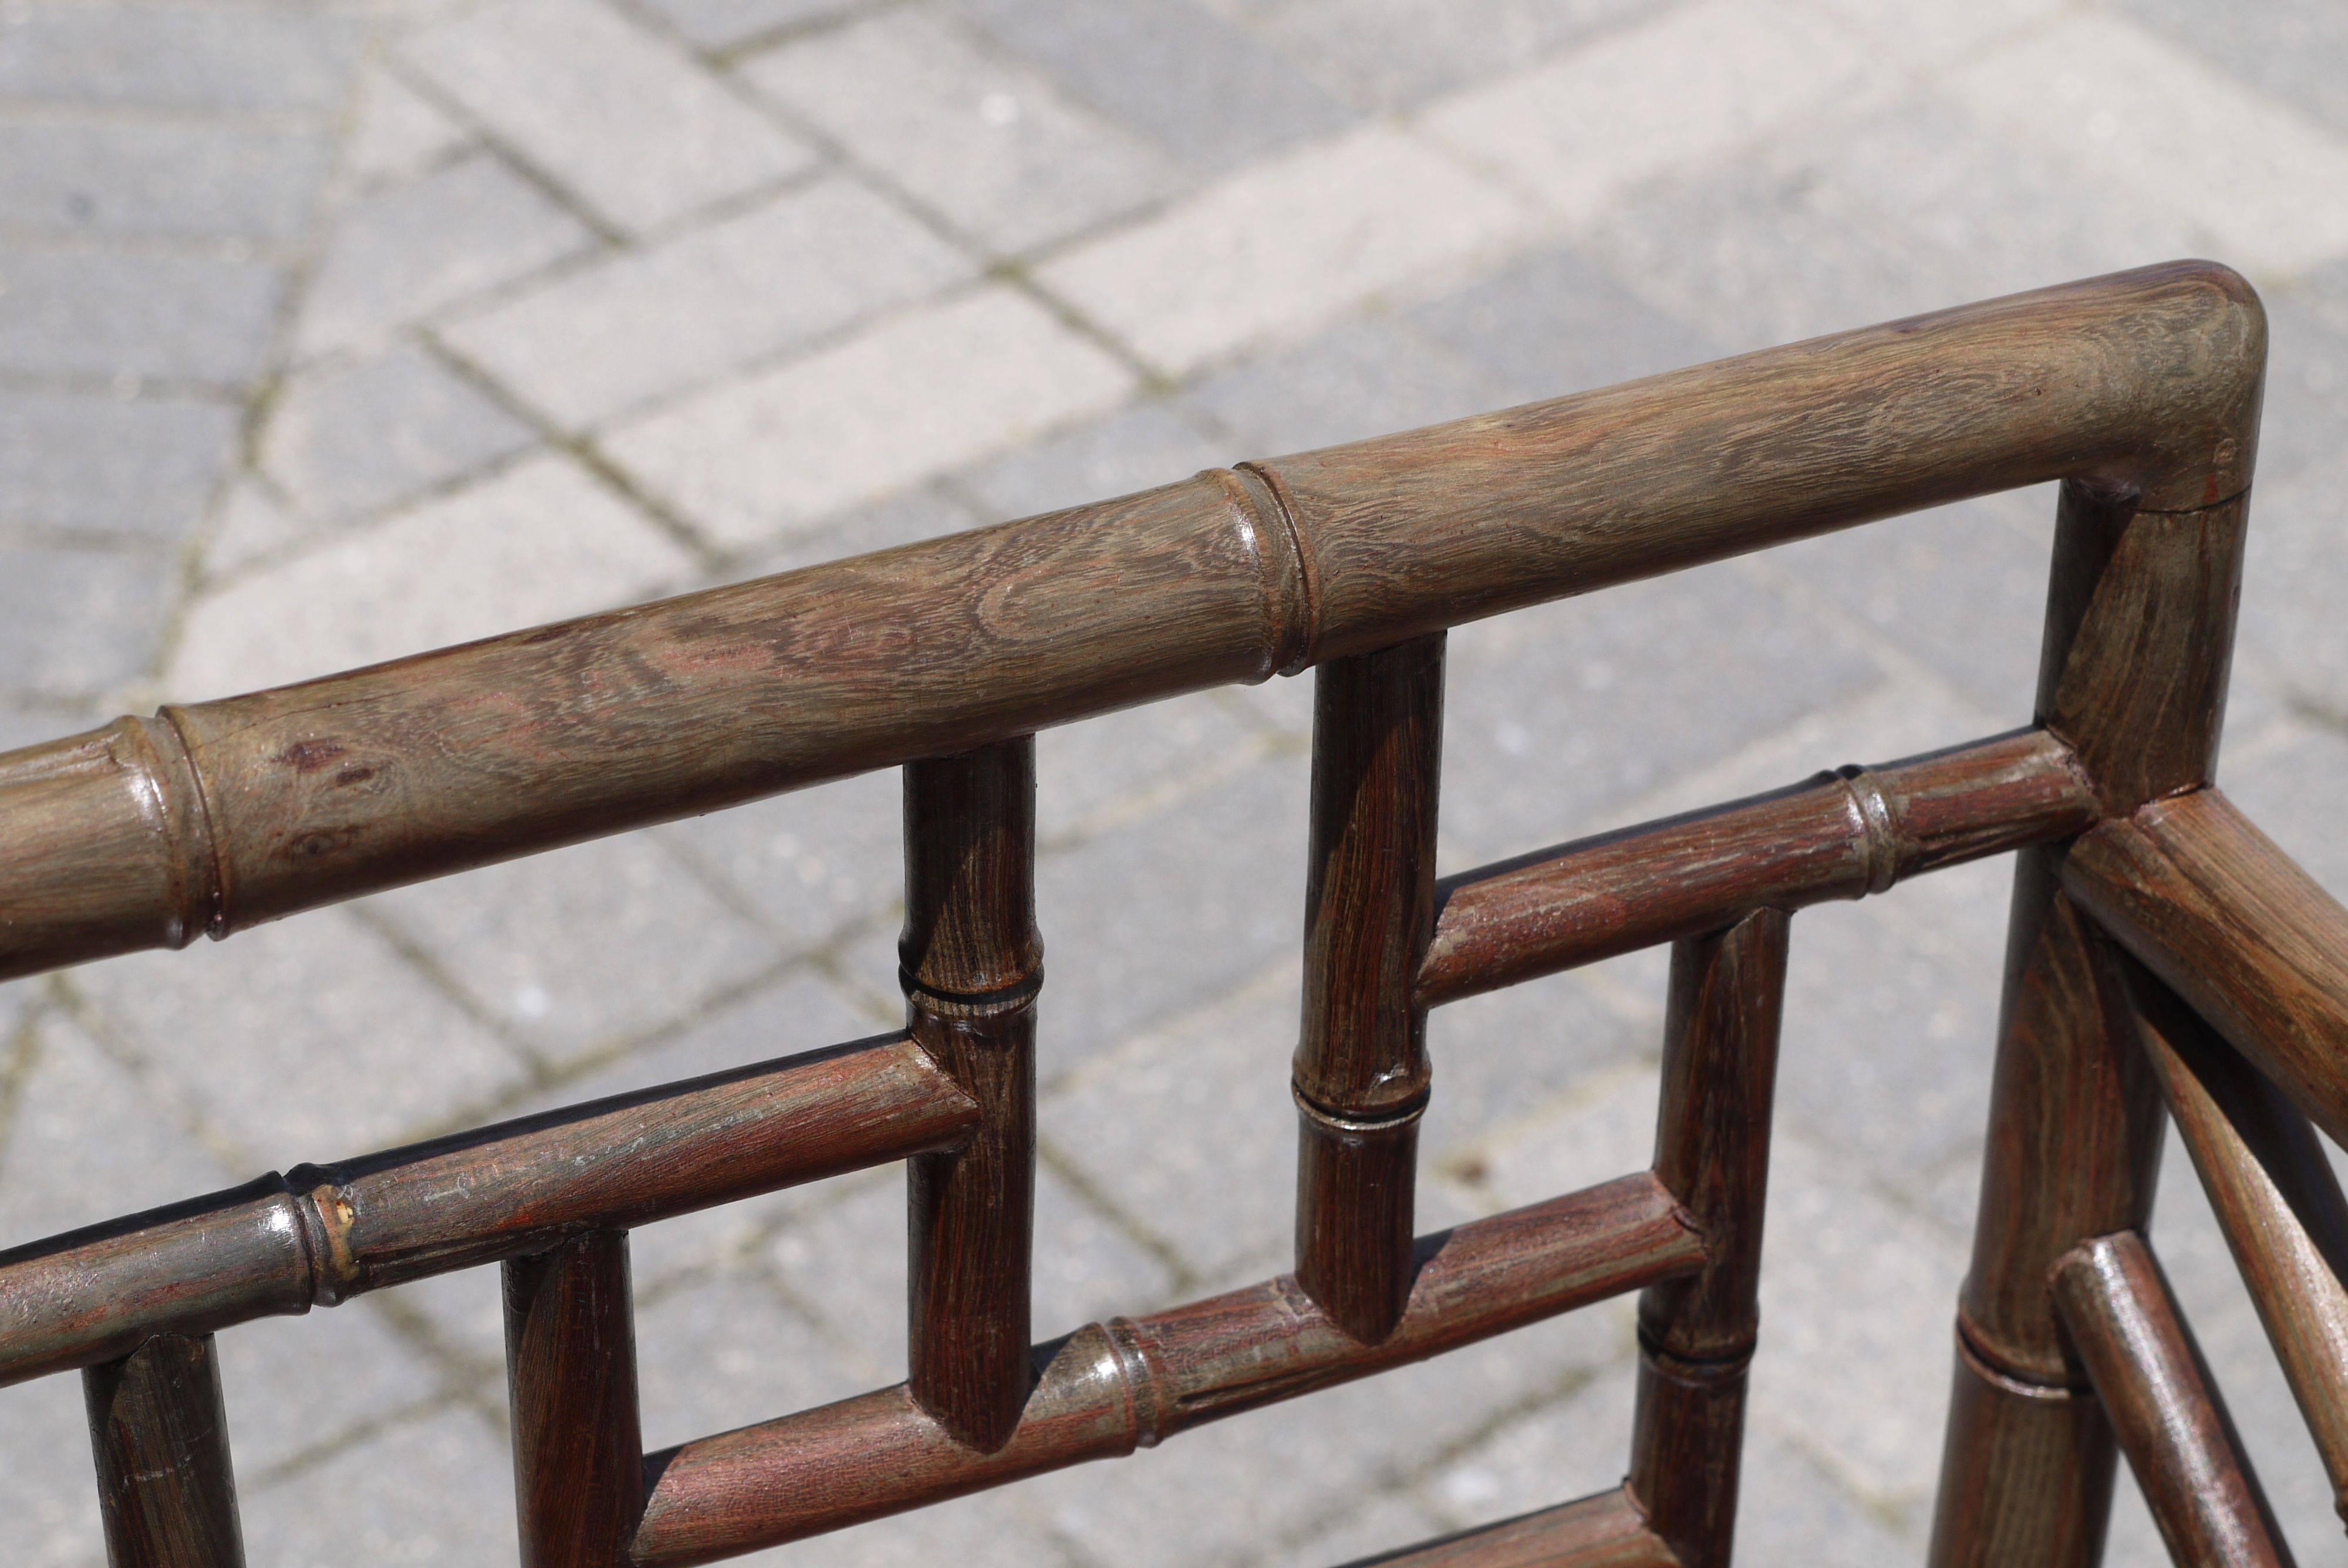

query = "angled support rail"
[{"left": 8, "top": 259, "right": 2334, "bottom": 1567}]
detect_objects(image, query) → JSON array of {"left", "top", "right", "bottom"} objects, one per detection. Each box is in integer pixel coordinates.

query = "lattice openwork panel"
[{"left": 2, "top": 261, "right": 2341, "bottom": 1568}]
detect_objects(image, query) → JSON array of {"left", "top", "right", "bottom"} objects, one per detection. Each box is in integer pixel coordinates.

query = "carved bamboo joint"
[
  {"left": 1297, "top": 634, "right": 1444, "bottom": 1344},
  {"left": 902, "top": 737, "right": 1041, "bottom": 1452},
  {"left": 1421, "top": 728, "right": 2093, "bottom": 1005},
  {"left": 82, "top": 1332, "right": 247, "bottom": 1568},
  {"left": 505, "top": 1229, "right": 643, "bottom": 1568},
  {"left": 0, "top": 1033, "right": 977, "bottom": 1387},
  {"left": 1630, "top": 907, "right": 1789, "bottom": 1567},
  {"left": 630, "top": 1175, "right": 1701, "bottom": 1566},
  {"left": 2052, "top": 1232, "right": 2296, "bottom": 1568},
  {"left": 0, "top": 263, "right": 2262, "bottom": 987},
  {"left": 2120, "top": 958, "right": 2348, "bottom": 1528}
]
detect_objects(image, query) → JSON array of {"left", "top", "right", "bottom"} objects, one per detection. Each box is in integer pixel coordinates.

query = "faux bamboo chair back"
[{"left": 1, "top": 260, "right": 2338, "bottom": 1568}]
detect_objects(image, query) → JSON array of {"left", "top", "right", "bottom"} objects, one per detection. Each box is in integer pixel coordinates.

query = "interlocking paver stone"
[
  {"left": 239, "top": 1403, "right": 517, "bottom": 1564},
  {"left": 1258, "top": 0, "right": 1648, "bottom": 108},
  {"left": 342, "top": 65, "right": 473, "bottom": 188},
  {"left": 743, "top": 9, "right": 1180, "bottom": 256},
  {"left": 0, "top": 119, "right": 330, "bottom": 243},
  {"left": 403, "top": 0, "right": 814, "bottom": 236},
  {"left": 636, "top": 0, "right": 858, "bottom": 52},
  {"left": 443, "top": 175, "right": 974, "bottom": 430},
  {"left": 0, "top": 391, "right": 237, "bottom": 542},
  {"left": 2121, "top": 0, "right": 2348, "bottom": 138},
  {"left": 0, "top": 543, "right": 174, "bottom": 698},
  {"left": 0, "top": 2, "right": 358, "bottom": 113},
  {"left": 0, "top": 244, "right": 282, "bottom": 386},
  {"left": 261, "top": 344, "right": 535, "bottom": 521}
]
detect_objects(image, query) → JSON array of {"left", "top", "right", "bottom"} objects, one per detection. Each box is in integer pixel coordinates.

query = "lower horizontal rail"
[
  {"left": 1340, "top": 1485, "right": 1679, "bottom": 1567},
  {"left": 631, "top": 1172, "right": 1701, "bottom": 1567},
  {"left": 1419, "top": 729, "right": 2092, "bottom": 1005},
  {"left": 0, "top": 1033, "right": 976, "bottom": 1385}
]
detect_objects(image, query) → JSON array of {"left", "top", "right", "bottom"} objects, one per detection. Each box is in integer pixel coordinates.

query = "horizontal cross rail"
[
  {"left": 2062, "top": 787, "right": 2348, "bottom": 1148},
  {"left": 1342, "top": 1486, "right": 1676, "bottom": 1567},
  {"left": 1419, "top": 727, "right": 2093, "bottom": 1005},
  {"left": 0, "top": 262, "right": 2259, "bottom": 985},
  {"left": 629, "top": 1174, "right": 1701, "bottom": 1566},
  {"left": 0, "top": 1033, "right": 974, "bottom": 1385}
]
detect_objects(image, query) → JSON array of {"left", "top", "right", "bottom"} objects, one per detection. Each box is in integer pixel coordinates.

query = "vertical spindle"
[
  {"left": 903, "top": 737, "right": 1040, "bottom": 1452},
  {"left": 1628, "top": 906, "right": 1789, "bottom": 1567},
  {"left": 83, "top": 1332, "right": 246, "bottom": 1567},
  {"left": 1296, "top": 634, "right": 1445, "bottom": 1345},
  {"left": 504, "top": 1228, "right": 642, "bottom": 1567},
  {"left": 1929, "top": 480, "right": 2251, "bottom": 1567}
]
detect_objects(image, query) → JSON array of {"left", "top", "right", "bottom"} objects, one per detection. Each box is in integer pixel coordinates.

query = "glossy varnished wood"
[
  {"left": 0, "top": 1034, "right": 976, "bottom": 1385},
  {"left": 1931, "top": 469, "right": 2249, "bottom": 1568},
  {"left": 1338, "top": 1486, "right": 1679, "bottom": 1567},
  {"left": 2064, "top": 786, "right": 2348, "bottom": 1150},
  {"left": 82, "top": 1332, "right": 245, "bottom": 1567},
  {"left": 903, "top": 738, "right": 1040, "bottom": 1451},
  {"left": 1421, "top": 729, "right": 2094, "bottom": 1004},
  {"left": 1296, "top": 634, "right": 1443, "bottom": 1343},
  {"left": 2121, "top": 958, "right": 2348, "bottom": 1527},
  {"left": 504, "top": 1230, "right": 642, "bottom": 1568},
  {"left": 1630, "top": 908, "right": 1788, "bottom": 1567},
  {"left": 0, "top": 263, "right": 2262, "bottom": 985},
  {"left": 2052, "top": 1232, "right": 2295, "bottom": 1567},
  {"left": 629, "top": 1174, "right": 1701, "bottom": 1564}
]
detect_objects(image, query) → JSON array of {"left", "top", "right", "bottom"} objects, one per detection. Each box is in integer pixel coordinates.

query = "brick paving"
[{"left": 4, "top": 1, "right": 2348, "bottom": 1563}]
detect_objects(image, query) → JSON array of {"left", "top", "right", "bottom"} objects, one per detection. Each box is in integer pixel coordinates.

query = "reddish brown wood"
[
  {"left": 1630, "top": 908, "right": 1787, "bottom": 1568},
  {"left": 1421, "top": 729, "right": 2094, "bottom": 1005},
  {"left": 2121, "top": 958, "right": 2348, "bottom": 1526},
  {"left": 505, "top": 1230, "right": 642, "bottom": 1568},
  {"left": 1336, "top": 1486, "right": 1679, "bottom": 1567},
  {"left": 0, "top": 264, "right": 2261, "bottom": 987},
  {"left": 2064, "top": 787, "right": 2348, "bottom": 1150},
  {"left": 630, "top": 1174, "right": 1701, "bottom": 1564},
  {"left": 903, "top": 738, "right": 1040, "bottom": 1452},
  {"left": 82, "top": 1332, "right": 245, "bottom": 1567},
  {"left": 2052, "top": 1232, "right": 2296, "bottom": 1567},
  {"left": 1932, "top": 474, "right": 2248, "bottom": 1568},
  {"left": 0, "top": 1034, "right": 976, "bottom": 1385},
  {"left": 1297, "top": 634, "right": 1443, "bottom": 1344}
]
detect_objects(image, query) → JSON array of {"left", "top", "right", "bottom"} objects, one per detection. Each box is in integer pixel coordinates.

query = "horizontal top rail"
[{"left": 0, "top": 261, "right": 2263, "bottom": 982}]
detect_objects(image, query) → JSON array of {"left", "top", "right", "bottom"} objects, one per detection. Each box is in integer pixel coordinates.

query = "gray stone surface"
[{"left": 8, "top": 2, "right": 2348, "bottom": 1560}]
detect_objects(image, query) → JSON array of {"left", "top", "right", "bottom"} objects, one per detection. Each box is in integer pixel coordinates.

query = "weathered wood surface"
[
  {"left": 1932, "top": 464, "right": 2248, "bottom": 1566},
  {"left": 1630, "top": 908, "right": 1788, "bottom": 1568},
  {"left": 1338, "top": 1486, "right": 1679, "bottom": 1567},
  {"left": 504, "top": 1229, "right": 642, "bottom": 1568},
  {"left": 82, "top": 1332, "right": 247, "bottom": 1568},
  {"left": 2065, "top": 787, "right": 2348, "bottom": 1151},
  {"left": 0, "top": 1033, "right": 974, "bottom": 1385},
  {"left": 629, "top": 1174, "right": 1702, "bottom": 1564},
  {"left": 902, "top": 738, "right": 1040, "bottom": 1452},
  {"left": 2052, "top": 1232, "right": 2296, "bottom": 1568},
  {"left": 0, "top": 262, "right": 2261, "bottom": 985},
  {"left": 2123, "top": 958, "right": 2348, "bottom": 1528},
  {"left": 1421, "top": 728, "right": 2093, "bottom": 1005},
  {"left": 1296, "top": 634, "right": 1443, "bottom": 1344}
]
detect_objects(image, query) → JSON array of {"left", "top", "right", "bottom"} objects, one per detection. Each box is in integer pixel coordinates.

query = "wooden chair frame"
[{"left": 1, "top": 260, "right": 2337, "bottom": 1568}]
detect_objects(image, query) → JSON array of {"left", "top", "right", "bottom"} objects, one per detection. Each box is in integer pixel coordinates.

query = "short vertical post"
[
  {"left": 83, "top": 1332, "right": 246, "bottom": 1567},
  {"left": 1628, "top": 906, "right": 1789, "bottom": 1567},
  {"left": 1929, "top": 479, "right": 2251, "bottom": 1567},
  {"left": 903, "top": 736, "right": 1040, "bottom": 1452},
  {"left": 504, "top": 1228, "right": 642, "bottom": 1567},
  {"left": 1296, "top": 634, "right": 1445, "bottom": 1345}
]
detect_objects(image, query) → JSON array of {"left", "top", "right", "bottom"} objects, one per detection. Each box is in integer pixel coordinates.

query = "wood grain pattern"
[
  {"left": 504, "top": 1230, "right": 641, "bottom": 1568},
  {"left": 0, "top": 263, "right": 2262, "bottom": 986},
  {"left": 2064, "top": 787, "right": 2348, "bottom": 1150},
  {"left": 1336, "top": 1486, "right": 1679, "bottom": 1567},
  {"left": 1421, "top": 728, "right": 2091, "bottom": 1005},
  {"left": 0, "top": 1034, "right": 975, "bottom": 1384},
  {"left": 82, "top": 1332, "right": 245, "bottom": 1567},
  {"left": 2052, "top": 1232, "right": 2296, "bottom": 1567},
  {"left": 1630, "top": 908, "right": 1787, "bottom": 1567},
  {"left": 2121, "top": 955, "right": 2348, "bottom": 1527},
  {"left": 1296, "top": 635, "right": 1443, "bottom": 1344},
  {"left": 903, "top": 739, "right": 1040, "bottom": 1452},
  {"left": 630, "top": 1174, "right": 1701, "bottom": 1564},
  {"left": 1931, "top": 466, "right": 2250, "bottom": 1567}
]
